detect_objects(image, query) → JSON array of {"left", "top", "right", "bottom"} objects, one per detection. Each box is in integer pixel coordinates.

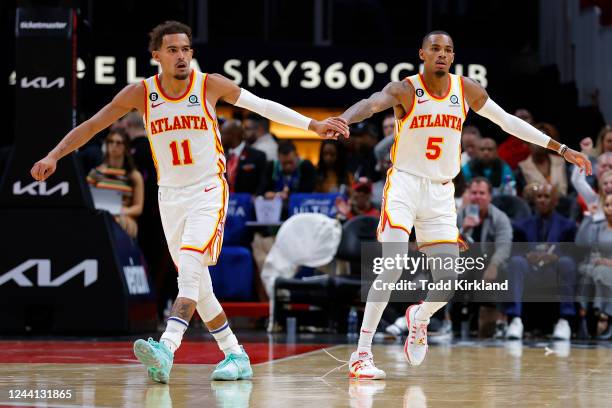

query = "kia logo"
[
  {"left": 13, "top": 181, "right": 69, "bottom": 196},
  {"left": 20, "top": 76, "right": 65, "bottom": 89},
  {"left": 0, "top": 259, "right": 98, "bottom": 287}
]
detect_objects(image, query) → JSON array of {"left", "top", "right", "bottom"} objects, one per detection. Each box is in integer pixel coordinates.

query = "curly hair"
[{"left": 148, "top": 21, "right": 192, "bottom": 52}]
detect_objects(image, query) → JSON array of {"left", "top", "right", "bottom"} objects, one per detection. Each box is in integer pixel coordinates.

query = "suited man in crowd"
[
  {"left": 505, "top": 183, "right": 577, "bottom": 340},
  {"left": 221, "top": 119, "right": 267, "bottom": 195}
]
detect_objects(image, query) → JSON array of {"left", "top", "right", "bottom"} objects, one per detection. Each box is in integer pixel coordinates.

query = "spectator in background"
[
  {"left": 572, "top": 167, "right": 612, "bottom": 221},
  {"left": 336, "top": 177, "right": 380, "bottom": 220},
  {"left": 315, "top": 139, "right": 353, "bottom": 193},
  {"left": 244, "top": 113, "right": 278, "bottom": 162},
  {"left": 458, "top": 177, "right": 513, "bottom": 281},
  {"left": 460, "top": 125, "right": 482, "bottom": 166},
  {"left": 580, "top": 125, "right": 612, "bottom": 157},
  {"left": 576, "top": 192, "right": 612, "bottom": 340},
  {"left": 596, "top": 151, "right": 612, "bottom": 176},
  {"left": 373, "top": 113, "right": 396, "bottom": 161},
  {"left": 457, "top": 177, "right": 513, "bottom": 338},
  {"left": 497, "top": 108, "right": 534, "bottom": 170},
  {"left": 462, "top": 137, "right": 514, "bottom": 194},
  {"left": 504, "top": 184, "right": 577, "bottom": 341},
  {"left": 516, "top": 122, "right": 568, "bottom": 196},
  {"left": 87, "top": 129, "right": 144, "bottom": 238},
  {"left": 346, "top": 122, "right": 378, "bottom": 181},
  {"left": 221, "top": 119, "right": 267, "bottom": 195},
  {"left": 264, "top": 140, "right": 316, "bottom": 199}
]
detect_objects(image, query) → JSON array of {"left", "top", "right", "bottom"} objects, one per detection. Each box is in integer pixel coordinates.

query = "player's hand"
[
  {"left": 563, "top": 148, "right": 592, "bottom": 175},
  {"left": 482, "top": 263, "right": 498, "bottom": 281},
  {"left": 462, "top": 215, "right": 479, "bottom": 230},
  {"left": 310, "top": 117, "right": 349, "bottom": 139},
  {"left": 335, "top": 196, "right": 351, "bottom": 217},
  {"left": 540, "top": 253, "right": 558, "bottom": 265},
  {"left": 526, "top": 252, "right": 542, "bottom": 265},
  {"left": 30, "top": 155, "right": 57, "bottom": 181}
]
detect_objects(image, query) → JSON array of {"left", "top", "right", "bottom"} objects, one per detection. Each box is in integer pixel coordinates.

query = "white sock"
[
  {"left": 160, "top": 316, "right": 188, "bottom": 353},
  {"left": 416, "top": 302, "right": 447, "bottom": 321},
  {"left": 357, "top": 328, "right": 375, "bottom": 354},
  {"left": 357, "top": 302, "right": 386, "bottom": 353},
  {"left": 210, "top": 321, "right": 241, "bottom": 356}
]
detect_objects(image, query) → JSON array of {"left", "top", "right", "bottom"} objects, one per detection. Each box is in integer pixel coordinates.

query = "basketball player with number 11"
[{"left": 30, "top": 21, "right": 348, "bottom": 383}]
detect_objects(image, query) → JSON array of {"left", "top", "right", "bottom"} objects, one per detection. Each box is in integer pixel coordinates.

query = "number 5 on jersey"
[
  {"left": 170, "top": 139, "right": 194, "bottom": 166},
  {"left": 426, "top": 137, "right": 444, "bottom": 160}
]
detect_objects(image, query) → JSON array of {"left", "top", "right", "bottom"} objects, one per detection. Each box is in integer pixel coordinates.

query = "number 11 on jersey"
[{"left": 170, "top": 139, "right": 194, "bottom": 166}]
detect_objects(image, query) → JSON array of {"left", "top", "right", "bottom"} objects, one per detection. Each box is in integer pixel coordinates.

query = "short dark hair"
[
  {"left": 469, "top": 176, "right": 492, "bottom": 194},
  {"left": 278, "top": 140, "right": 297, "bottom": 156},
  {"left": 462, "top": 125, "right": 482, "bottom": 138},
  {"left": 245, "top": 113, "right": 270, "bottom": 132},
  {"left": 422, "top": 30, "right": 453, "bottom": 48},
  {"left": 148, "top": 21, "right": 192, "bottom": 52}
]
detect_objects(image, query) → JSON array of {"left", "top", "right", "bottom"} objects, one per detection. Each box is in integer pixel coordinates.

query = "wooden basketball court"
[{"left": 1, "top": 340, "right": 611, "bottom": 407}]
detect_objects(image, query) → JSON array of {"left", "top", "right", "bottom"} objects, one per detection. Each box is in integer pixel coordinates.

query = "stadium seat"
[
  {"left": 336, "top": 215, "right": 379, "bottom": 264},
  {"left": 224, "top": 193, "right": 254, "bottom": 246},
  {"left": 209, "top": 246, "right": 253, "bottom": 300}
]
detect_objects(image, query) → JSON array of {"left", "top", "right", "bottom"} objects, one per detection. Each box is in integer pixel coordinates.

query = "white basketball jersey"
[
  {"left": 142, "top": 70, "right": 225, "bottom": 187},
  {"left": 390, "top": 73, "right": 468, "bottom": 181}
]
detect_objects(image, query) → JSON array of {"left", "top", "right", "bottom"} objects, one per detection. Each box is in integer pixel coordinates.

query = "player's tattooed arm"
[
  {"left": 51, "top": 83, "right": 142, "bottom": 160},
  {"left": 340, "top": 81, "right": 412, "bottom": 125},
  {"left": 31, "top": 83, "right": 142, "bottom": 181}
]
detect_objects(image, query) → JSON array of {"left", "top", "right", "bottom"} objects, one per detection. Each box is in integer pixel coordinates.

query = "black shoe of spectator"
[{"left": 577, "top": 318, "right": 590, "bottom": 340}]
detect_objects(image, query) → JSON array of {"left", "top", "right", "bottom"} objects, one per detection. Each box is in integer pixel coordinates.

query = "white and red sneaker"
[
  {"left": 404, "top": 304, "right": 429, "bottom": 366},
  {"left": 348, "top": 350, "right": 386, "bottom": 380}
]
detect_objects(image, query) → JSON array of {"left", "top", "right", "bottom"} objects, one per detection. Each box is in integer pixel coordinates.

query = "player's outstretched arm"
[
  {"left": 339, "top": 81, "right": 411, "bottom": 125},
  {"left": 30, "top": 83, "right": 143, "bottom": 181},
  {"left": 463, "top": 77, "right": 592, "bottom": 175},
  {"left": 206, "top": 73, "right": 348, "bottom": 138}
]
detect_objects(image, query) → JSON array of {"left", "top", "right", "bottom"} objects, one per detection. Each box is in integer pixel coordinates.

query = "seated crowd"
[{"left": 78, "top": 107, "right": 612, "bottom": 341}]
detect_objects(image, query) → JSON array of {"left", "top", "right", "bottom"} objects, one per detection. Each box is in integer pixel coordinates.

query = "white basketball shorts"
[
  {"left": 377, "top": 168, "right": 460, "bottom": 248},
  {"left": 158, "top": 173, "right": 228, "bottom": 266}
]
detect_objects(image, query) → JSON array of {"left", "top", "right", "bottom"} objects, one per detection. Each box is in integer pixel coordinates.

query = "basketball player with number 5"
[
  {"left": 30, "top": 21, "right": 348, "bottom": 384},
  {"left": 337, "top": 31, "right": 591, "bottom": 379}
]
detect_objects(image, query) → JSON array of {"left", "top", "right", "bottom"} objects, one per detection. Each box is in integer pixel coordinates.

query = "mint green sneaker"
[
  {"left": 211, "top": 346, "right": 253, "bottom": 381},
  {"left": 133, "top": 338, "right": 174, "bottom": 384}
]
